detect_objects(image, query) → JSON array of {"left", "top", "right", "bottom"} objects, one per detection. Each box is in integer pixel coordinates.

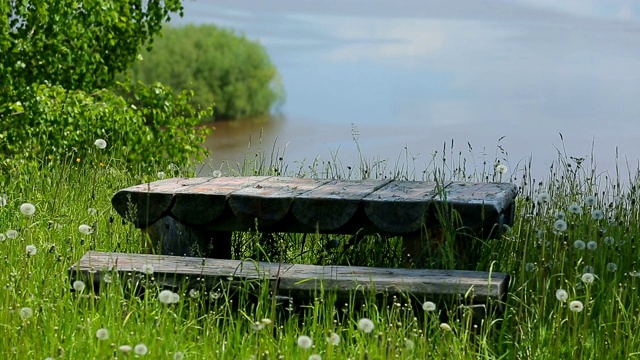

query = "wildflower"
[
  {"left": 584, "top": 195, "right": 597, "bottom": 206},
  {"left": 251, "top": 322, "right": 265, "bottom": 332},
  {"left": 20, "top": 203, "right": 36, "bottom": 216},
  {"left": 422, "top": 301, "right": 437, "bottom": 312},
  {"left": 536, "top": 229, "right": 543, "bottom": 239},
  {"left": 309, "top": 355, "right": 322, "bottom": 360},
  {"left": 168, "top": 163, "right": 178, "bottom": 171},
  {"left": 607, "top": 262, "right": 618, "bottom": 272},
  {"left": 94, "top": 139, "right": 107, "bottom": 149},
  {"left": 173, "top": 352, "right": 185, "bottom": 360},
  {"left": 568, "top": 203, "right": 582, "bottom": 215},
  {"left": 73, "top": 280, "right": 86, "bottom": 292},
  {"left": 326, "top": 332, "right": 340, "bottom": 345},
  {"left": 159, "top": 290, "right": 180, "bottom": 304},
  {"left": 404, "top": 338, "right": 415, "bottom": 350},
  {"left": 525, "top": 263, "right": 536, "bottom": 272},
  {"left": 604, "top": 236, "right": 615, "bottom": 246},
  {"left": 19, "top": 307, "right": 33, "bottom": 319},
  {"left": 0, "top": 234, "right": 5, "bottom": 242},
  {"left": 297, "top": 335, "right": 313, "bottom": 349},
  {"left": 88, "top": 208, "right": 98, "bottom": 216},
  {"left": 573, "top": 240, "right": 586, "bottom": 250},
  {"left": 78, "top": 224, "right": 93, "bottom": 235},
  {"left": 134, "top": 343, "right": 148, "bottom": 356},
  {"left": 537, "top": 192, "right": 551, "bottom": 204},
  {"left": 102, "top": 273, "right": 112, "bottom": 284},
  {"left": 188, "top": 288, "right": 200, "bottom": 298},
  {"left": 581, "top": 273, "right": 595, "bottom": 284},
  {"left": 96, "top": 328, "right": 109, "bottom": 340},
  {"left": 496, "top": 164, "right": 508, "bottom": 174},
  {"left": 0, "top": 196, "right": 6, "bottom": 206},
  {"left": 555, "top": 289, "right": 568, "bottom": 302},
  {"left": 591, "top": 209, "right": 604, "bottom": 220},
  {"left": 140, "top": 264, "right": 154, "bottom": 275},
  {"left": 212, "top": 170, "right": 223, "bottom": 178},
  {"left": 569, "top": 300, "right": 584, "bottom": 312},
  {"left": 261, "top": 318, "right": 272, "bottom": 326},
  {"left": 630, "top": 271, "right": 640, "bottom": 277},
  {"left": 555, "top": 211, "right": 565, "bottom": 220},
  {"left": 553, "top": 219, "right": 567, "bottom": 232},
  {"left": 118, "top": 345, "right": 133, "bottom": 354},
  {"left": 439, "top": 323, "right": 452, "bottom": 332},
  {"left": 583, "top": 265, "right": 595, "bottom": 274},
  {"left": 358, "top": 318, "right": 375, "bottom": 333},
  {"left": 6, "top": 230, "right": 18, "bottom": 239},
  {"left": 586, "top": 241, "right": 598, "bottom": 251},
  {"left": 157, "top": 171, "right": 166, "bottom": 180},
  {"left": 25, "top": 244, "right": 37, "bottom": 257}
]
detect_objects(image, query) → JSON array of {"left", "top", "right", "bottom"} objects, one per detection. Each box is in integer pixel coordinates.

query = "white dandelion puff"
[
  {"left": 0, "top": 234, "right": 5, "bottom": 242},
  {"left": 96, "top": 328, "right": 109, "bottom": 340},
  {"left": 583, "top": 265, "right": 595, "bottom": 274},
  {"left": 591, "top": 209, "right": 604, "bottom": 220},
  {"left": 134, "top": 343, "right": 148, "bottom": 356},
  {"left": 440, "top": 323, "right": 452, "bottom": 332},
  {"left": 173, "top": 352, "right": 185, "bottom": 360},
  {"left": 25, "top": 244, "right": 37, "bottom": 257},
  {"left": 157, "top": 171, "right": 166, "bottom": 180},
  {"left": 102, "top": 273, "right": 112, "bottom": 284},
  {"left": 584, "top": 195, "right": 597, "bottom": 206},
  {"left": 553, "top": 219, "right": 567, "bottom": 232},
  {"left": 555, "top": 289, "right": 568, "bottom": 302},
  {"left": 159, "top": 290, "right": 180, "bottom": 304},
  {"left": 358, "top": 318, "right": 375, "bottom": 333},
  {"left": 422, "top": 301, "right": 437, "bottom": 312},
  {"left": 569, "top": 300, "right": 584, "bottom": 312},
  {"left": 573, "top": 240, "right": 586, "bottom": 250},
  {"left": 586, "top": 241, "right": 598, "bottom": 251},
  {"left": 297, "top": 335, "right": 313, "bottom": 349},
  {"left": 140, "top": 264, "right": 154, "bottom": 275},
  {"left": 87, "top": 208, "right": 98, "bottom": 216},
  {"left": 537, "top": 192, "right": 551, "bottom": 204},
  {"left": 0, "top": 196, "right": 6, "bottom": 207},
  {"left": 581, "top": 273, "right": 595, "bottom": 284},
  {"left": 6, "top": 230, "right": 18, "bottom": 239},
  {"left": 94, "top": 139, "right": 107, "bottom": 149},
  {"left": 496, "top": 164, "right": 508, "bottom": 174},
  {"left": 78, "top": 224, "right": 93, "bottom": 235},
  {"left": 604, "top": 236, "right": 615, "bottom": 246},
  {"left": 607, "top": 262, "right": 618, "bottom": 272},
  {"left": 261, "top": 318, "right": 272, "bottom": 325},
  {"left": 568, "top": 203, "right": 582, "bottom": 215},
  {"left": 118, "top": 345, "right": 133, "bottom": 354},
  {"left": 20, "top": 203, "right": 36, "bottom": 216},
  {"left": 525, "top": 263, "right": 536, "bottom": 272},
  {"left": 212, "top": 170, "right": 223, "bottom": 178},
  {"left": 555, "top": 211, "right": 565, "bottom": 220},
  {"left": 73, "top": 280, "right": 86, "bottom": 292},
  {"left": 404, "top": 338, "right": 415, "bottom": 350},
  {"left": 309, "top": 355, "right": 322, "bottom": 360},
  {"left": 250, "top": 322, "right": 265, "bottom": 332},
  {"left": 19, "top": 307, "right": 33, "bottom": 319},
  {"left": 326, "top": 332, "right": 340, "bottom": 345}
]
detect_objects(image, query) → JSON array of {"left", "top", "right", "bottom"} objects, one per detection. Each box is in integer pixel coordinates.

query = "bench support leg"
[
  {"left": 402, "top": 227, "right": 444, "bottom": 268},
  {"left": 144, "top": 216, "right": 232, "bottom": 259}
]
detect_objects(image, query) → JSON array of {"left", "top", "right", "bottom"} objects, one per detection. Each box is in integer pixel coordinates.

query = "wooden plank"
[
  {"left": 291, "top": 179, "right": 392, "bottom": 231},
  {"left": 433, "top": 182, "right": 518, "bottom": 232},
  {"left": 70, "top": 251, "right": 509, "bottom": 305},
  {"left": 363, "top": 181, "right": 446, "bottom": 233},
  {"left": 171, "top": 176, "right": 270, "bottom": 225},
  {"left": 111, "top": 178, "right": 209, "bottom": 227},
  {"left": 228, "top": 177, "right": 329, "bottom": 228}
]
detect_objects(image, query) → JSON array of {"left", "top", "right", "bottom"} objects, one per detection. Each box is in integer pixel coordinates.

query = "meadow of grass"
[{"left": 2, "top": 137, "right": 640, "bottom": 359}]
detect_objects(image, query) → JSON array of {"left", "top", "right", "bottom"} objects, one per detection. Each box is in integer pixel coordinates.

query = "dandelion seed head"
[
  {"left": 607, "top": 262, "right": 618, "bottom": 272},
  {"left": 188, "top": 288, "right": 199, "bottom": 298},
  {"left": 73, "top": 280, "right": 86, "bottom": 292},
  {"left": 0, "top": 234, "right": 5, "bottom": 242},
  {"left": 261, "top": 318, "right": 272, "bottom": 325},
  {"left": 553, "top": 219, "right": 567, "bottom": 232},
  {"left": 604, "top": 236, "right": 615, "bottom": 246},
  {"left": 326, "top": 332, "right": 340, "bottom": 345},
  {"left": 157, "top": 171, "right": 166, "bottom": 180},
  {"left": 586, "top": 241, "right": 598, "bottom": 251},
  {"left": 134, "top": 343, "right": 148, "bottom": 355},
  {"left": 20, "top": 203, "right": 36, "bottom": 216},
  {"left": 629, "top": 271, "right": 640, "bottom": 277},
  {"left": 87, "top": 208, "right": 98, "bottom": 216},
  {"left": 555, "top": 211, "right": 565, "bottom": 220},
  {"left": 569, "top": 300, "right": 584, "bottom": 312},
  {"left": 440, "top": 323, "right": 452, "bottom": 332},
  {"left": 78, "top": 224, "right": 93, "bottom": 235},
  {"left": 102, "top": 273, "right": 112, "bottom": 284},
  {"left": 212, "top": 170, "right": 223, "bottom": 178},
  {"left": 159, "top": 290, "right": 179, "bottom": 304},
  {"left": 19, "top": 307, "right": 33, "bottom": 319},
  {"left": 496, "top": 164, "right": 508, "bottom": 174},
  {"left": 25, "top": 244, "right": 37, "bottom": 257},
  {"left": 96, "top": 328, "right": 109, "bottom": 340},
  {"left": 422, "top": 301, "right": 436, "bottom": 312},
  {"left": 251, "top": 322, "right": 265, "bottom": 332},
  {"left": 94, "top": 139, "right": 107, "bottom": 149},
  {"left": 118, "top": 345, "right": 133, "bottom": 353},
  {"left": 6, "top": 230, "right": 18, "bottom": 239},
  {"left": 173, "top": 352, "right": 185, "bottom": 360},
  {"left": 583, "top": 265, "right": 595, "bottom": 274},
  {"left": 568, "top": 203, "right": 582, "bottom": 215},
  {"left": 591, "top": 209, "right": 604, "bottom": 220},
  {"left": 555, "top": 289, "right": 568, "bottom": 302},
  {"left": 581, "top": 273, "right": 595, "bottom": 284},
  {"left": 357, "top": 318, "right": 375, "bottom": 333},
  {"left": 404, "top": 338, "right": 415, "bottom": 350},
  {"left": 0, "top": 196, "right": 6, "bottom": 207},
  {"left": 297, "top": 335, "right": 313, "bottom": 349},
  {"left": 584, "top": 195, "right": 597, "bottom": 206},
  {"left": 140, "top": 264, "right": 154, "bottom": 275},
  {"left": 525, "top": 263, "right": 536, "bottom": 272},
  {"left": 574, "top": 240, "right": 586, "bottom": 250},
  {"left": 309, "top": 355, "right": 322, "bottom": 360},
  {"left": 537, "top": 192, "right": 551, "bottom": 204}
]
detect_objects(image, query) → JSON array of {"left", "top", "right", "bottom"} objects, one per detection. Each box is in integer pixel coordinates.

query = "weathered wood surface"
[
  {"left": 70, "top": 251, "right": 510, "bottom": 304},
  {"left": 111, "top": 176, "right": 518, "bottom": 235}
]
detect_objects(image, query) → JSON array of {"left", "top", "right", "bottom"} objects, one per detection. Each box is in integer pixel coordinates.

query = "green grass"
[{"left": 2, "top": 138, "right": 640, "bottom": 359}]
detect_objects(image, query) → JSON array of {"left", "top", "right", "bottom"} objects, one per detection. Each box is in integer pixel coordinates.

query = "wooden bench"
[{"left": 71, "top": 176, "right": 517, "bottom": 315}]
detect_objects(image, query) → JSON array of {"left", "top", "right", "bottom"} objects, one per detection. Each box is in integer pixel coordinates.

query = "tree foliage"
[
  {"left": 128, "top": 24, "right": 284, "bottom": 121},
  {"left": 0, "top": 0, "right": 209, "bottom": 168}
]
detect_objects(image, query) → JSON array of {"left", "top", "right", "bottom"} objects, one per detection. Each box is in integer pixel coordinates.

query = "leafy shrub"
[{"left": 128, "top": 24, "right": 284, "bottom": 121}]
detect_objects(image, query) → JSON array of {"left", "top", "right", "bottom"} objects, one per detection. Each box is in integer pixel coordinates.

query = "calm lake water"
[{"left": 174, "top": 1, "right": 640, "bottom": 182}]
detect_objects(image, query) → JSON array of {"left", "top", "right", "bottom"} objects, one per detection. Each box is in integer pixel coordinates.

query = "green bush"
[{"left": 128, "top": 24, "right": 284, "bottom": 121}]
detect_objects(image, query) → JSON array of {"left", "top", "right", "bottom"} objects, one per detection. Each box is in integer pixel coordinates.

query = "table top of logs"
[{"left": 112, "top": 176, "right": 518, "bottom": 235}]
